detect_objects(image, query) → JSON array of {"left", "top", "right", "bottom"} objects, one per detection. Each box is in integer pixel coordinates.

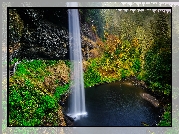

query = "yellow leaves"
[
  {"left": 47, "top": 61, "right": 70, "bottom": 85},
  {"left": 104, "top": 33, "right": 121, "bottom": 52},
  {"left": 115, "top": 59, "right": 121, "bottom": 68},
  {"left": 106, "top": 58, "right": 109, "bottom": 67},
  {"left": 116, "top": 39, "right": 121, "bottom": 44},
  {"left": 91, "top": 25, "right": 96, "bottom": 33},
  {"left": 123, "top": 64, "right": 129, "bottom": 70},
  {"left": 96, "top": 33, "right": 122, "bottom": 59},
  {"left": 129, "top": 70, "right": 135, "bottom": 76},
  {"left": 104, "top": 31, "right": 109, "bottom": 38},
  {"left": 132, "top": 37, "right": 139, "bottom": 47},
  {"left": 119, "top": 53, "right": 123, "bottom": 58}
]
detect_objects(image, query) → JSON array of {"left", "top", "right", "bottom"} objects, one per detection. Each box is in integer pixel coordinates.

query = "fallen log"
[{"left": 139, "top": 93, "right": 159, "bottom": 107}]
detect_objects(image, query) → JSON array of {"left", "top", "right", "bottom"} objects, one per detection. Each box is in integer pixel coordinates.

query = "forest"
[{"left": 8, "top": 8, "right": 172, "bottom": 127}]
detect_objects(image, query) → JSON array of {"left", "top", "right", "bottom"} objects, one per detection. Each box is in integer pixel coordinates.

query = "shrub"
[
  {"left": 9, "top": 82, "right": 59, "bottom": 126},
  {"left": 9, "top": 59, "right": 70, "bottom": 126},
  {"left": 157, "top": 104, "right": 171, "bottom": 126}
]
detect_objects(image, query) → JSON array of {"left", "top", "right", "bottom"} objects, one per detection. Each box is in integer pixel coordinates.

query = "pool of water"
[{"left": 64, "top": 81, "right": 161, "bottom": 126}]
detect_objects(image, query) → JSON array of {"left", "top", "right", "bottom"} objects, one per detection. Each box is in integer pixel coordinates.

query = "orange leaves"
[
  {"left": 96, "top": 37, "right": 104, "bottom": 48},
  {"left": 119, "top": 53, "right": 123, "bottom": 58},
  {"left": 89, "top": 49, "right": 99, "bottom": 58},
  {"left": 104, "top": 33, "right": 121, "bottom": 56},
  {"left": 96, "top": 31, "right": 122, "bottom": 58},
  {"left": 132, "top": 37, "right": 139, "bottom": 47}
]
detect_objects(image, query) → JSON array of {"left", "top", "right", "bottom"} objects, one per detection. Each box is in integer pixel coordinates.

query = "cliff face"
[{"left": 9, "top": 8, "right": 97, "bottom": 61}]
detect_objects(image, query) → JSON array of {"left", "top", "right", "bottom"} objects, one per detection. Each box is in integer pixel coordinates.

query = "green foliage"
[
  {"left": 13, "top": 59, "right": 59, "bottom": 80},
  {"left": 9, "top": 59, "right": 70, "bottom": 126},
  {"left": 54, "top": 84, "right": 70, "bottom": 100},
  {"left": 64, "top": 60, "right": 71, "bottom": 68},
  {"left": 10, "top": 58, "right": 19, "bottom": 66},
  {"left": 84, "top": 59, "right": 102, "bottom": 87},
  {"left": 118, "top": 69, "right": 126, "bottom": 79},
  {"left": 148, "top": 82, "right": 171, "bottom": 96},
  {"left": 163, "top": 84, "right": 171, "bottom": 96},
  {"left": 8, "top": 9, "right": 172, "bottom": 127},
  {"left": 15, "top": 62, "right": 31, "bottom": 76},
  {"left": 132, "top": 58, "right": 141, "bottom": 73},
  {"left": 79, "top": 9, "right": 105, "bottom": 39},
  {"left": 157, "top": 104, "right": 171, "bottom": 126},
  {"left": 9, "top": 82, "right": 58, "bottom": 126}
]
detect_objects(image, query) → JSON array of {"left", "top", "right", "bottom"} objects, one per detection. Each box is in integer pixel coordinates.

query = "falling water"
[{"left": 67, "top": 3, "right": 87, "bottom": 120}]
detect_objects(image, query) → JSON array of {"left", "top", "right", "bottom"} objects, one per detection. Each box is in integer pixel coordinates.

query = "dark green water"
[{"left": 65, "top": 81, "right": 161, "bottom": 126}]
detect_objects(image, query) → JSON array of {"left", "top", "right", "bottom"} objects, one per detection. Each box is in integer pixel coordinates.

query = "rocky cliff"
[{"left": 9, "top": 8, "right": 97, "bottom": 61}]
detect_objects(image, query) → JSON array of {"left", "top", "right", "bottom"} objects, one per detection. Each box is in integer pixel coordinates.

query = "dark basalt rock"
[
  {"left": 9, "top": 9, "right": 97, "bottom": 61},
  {"left": 63, "top": 114, "right": 74, "bottom": 126},
  {"left": 59, "top": 101, "right": 65, "bottom": 107},
  {"left": 19, "top": 19, "right": 69, "bottom": 60}
]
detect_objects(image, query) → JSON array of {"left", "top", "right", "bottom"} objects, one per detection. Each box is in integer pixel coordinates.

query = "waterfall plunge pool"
[{"left": 64, "top": 80, "right": 162, "bottom": 126}]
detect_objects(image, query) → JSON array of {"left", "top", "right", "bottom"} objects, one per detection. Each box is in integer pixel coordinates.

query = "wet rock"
[
  {"left": 9, "top": 9, "right": 97, "bottom": 61},
  {"left": 140, "top": 93, "right": 160, "bottom": 107},
  {"left": 63, "top": 114, "right": 74, "bottom": 126},
  {"left": 59, "top": 101, "right": 65, "bottom": 106}
]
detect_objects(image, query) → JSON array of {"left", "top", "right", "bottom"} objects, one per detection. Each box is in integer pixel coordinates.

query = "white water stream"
[{"left": 67, "top": 2, "right": 87, "bottom": 120}]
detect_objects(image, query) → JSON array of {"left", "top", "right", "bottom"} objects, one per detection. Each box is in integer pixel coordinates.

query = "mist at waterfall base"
[
  {"left": 64, "top": 81, "right": 161, "bottom": 126},
  {"left": 67, "top": 9, "right": 87, "bottom": 120}
]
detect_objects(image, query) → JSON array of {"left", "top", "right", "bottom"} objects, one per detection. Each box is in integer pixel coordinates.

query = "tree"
[
  {"left": 79, "top": 9, "right": 105, "bottom": 39},
  {"left": 144, "top": 10, "right": 171, "bottom": 89}
]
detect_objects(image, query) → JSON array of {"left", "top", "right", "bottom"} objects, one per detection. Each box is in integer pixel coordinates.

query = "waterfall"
[{"left": 67, "top": 3, "right": 87, "bottom": 120}]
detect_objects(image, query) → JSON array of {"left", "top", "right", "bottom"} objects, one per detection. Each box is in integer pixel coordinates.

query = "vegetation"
[
  {"left": 9, "top": 9, "right": 24, "bottom": 45},
  {"left": 79, "top": 8, "right": 105, "bottom": 39},
  {"left": 157, "top": 104, "right": 171, "bottom": 126},
  {"left": 9, "top": 58, "right": 19, "bottom": 66},
  {"left": 8, "top": 8, "right": 171, "bottom": 127},
  {"left": 9, "top": 59, "right": 70, "bottom": 126},
  {"left": 82, "top": 9, "right": 171, "bottom": 126}
]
